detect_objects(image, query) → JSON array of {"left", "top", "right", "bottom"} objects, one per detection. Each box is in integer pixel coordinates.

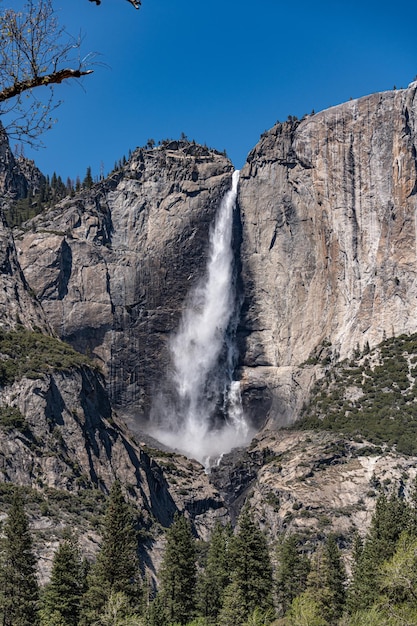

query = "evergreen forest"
[{"left": 3, "top": 478, "right": 417, "bottom": 626}]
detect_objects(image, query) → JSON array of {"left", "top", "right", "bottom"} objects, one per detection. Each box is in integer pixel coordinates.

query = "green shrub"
[
  {"left": 297, "top": 333, "right": 417, "bottom": 455},
  {"left": 0, "top": 406, "right": 29, "bottom": 433},
  {"left": 0, "top": 327, "right": 93, "bottom": 385},
  {"left": 265, "top": 492, "right": 280, "bottom": 511}
]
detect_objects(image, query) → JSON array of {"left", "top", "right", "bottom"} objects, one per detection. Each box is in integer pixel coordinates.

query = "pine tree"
[
  {"left": 40, "top": 535, "right": 84, "bottom": 626},
  {"left": 217, "top": 580, "right": 247, "bottom": 626},
  {"left": 51, "top": 171, "right": 58, "bottom": 191},
  {"left": 82, "top": 481, "right": 141, "bottom": 622},
  {"left": 82, "top": 166, "right": 93, "bottom": 189},
  {"left": 42, "top": 175, "right": 52, "bottom": 206},
  {"left": 323, "top": 534, "right": 346, "bottom": 622},
  {"left": 65, "top": 177, "right": 73, "bottom": 194},
  {"left": 228, "top": 507, "right": 274, "bottom": 622},
  {"left": 303, "top": 545, "right": 333, "bottom": 624},
  {"left": 302, "top": 537, "right": 346, "bottom": 623},
  {"left": 146, "top": 593, "right": 168, "bottom": 626},
  {"left": 346, "top": 532, "right": 363, "bottom": 615},
  {"left": 348, "top": 492, "right": 408, "bottom": 613},
  {"left": 55, "top": 175, "right": 66, "bottom": 199},
  {"left": 0, "top": 489, "right": 39, "bottom": 626},
  {"left": 197, "top": 522, "right": 232, "bottom": 623},
  {"left": 159, "top": 512, "right": 197, "bottom": 625},
  {"left": 371, "top": 492, "right": 408, "bottom": 557},
  {"left": 276, "top": 534, "right": 310, "bottom": 616}
]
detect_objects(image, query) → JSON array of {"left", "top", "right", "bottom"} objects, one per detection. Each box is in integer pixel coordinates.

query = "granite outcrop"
[
  {"left": 237, "top": 82, "right": 417, "bottom": 426},
  {"left": 0, "top": 136, "right": 229, "bottom": 578},
  {"left": 16, "top": 142, "right": 233, "bottom": 416}
]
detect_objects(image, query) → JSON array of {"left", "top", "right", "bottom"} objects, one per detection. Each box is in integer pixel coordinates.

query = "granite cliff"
[
  {"left": 238, "top": 81, "right": 417, "bottom": 427},
  {"left": 16, "top": 142, "right": 233, "bottom": 417},
  {"left": 15, "top": 84, "right": 417, "bottom": 432},
  {"left": 0, "top": 135, "right": 228, "bottom": 578},
  {"left": 1, "top": 83, "right": 417, "bottom": 576}
]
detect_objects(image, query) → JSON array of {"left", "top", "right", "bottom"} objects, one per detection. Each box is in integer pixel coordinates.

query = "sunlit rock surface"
[
  {"left": 211, "top": 429, "right": 417, "bottom": 543},
  {"left": 0, "top": 137, "right": 229, "bottom": 582},
  {"left": 238, "top": 83, "right": 417, "bottom": 425},
  {"left": 0, "top": 218, "right": 49, "bottom": 332}
]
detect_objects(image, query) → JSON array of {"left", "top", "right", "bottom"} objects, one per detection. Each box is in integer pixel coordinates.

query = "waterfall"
[{"left": 150, "top": 170, "right": 252, "bottom": 466}]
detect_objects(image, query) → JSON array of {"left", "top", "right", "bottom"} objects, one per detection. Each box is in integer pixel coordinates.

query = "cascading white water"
[{"left": 150, "top": 170, "right": 252, "bottom": 466}]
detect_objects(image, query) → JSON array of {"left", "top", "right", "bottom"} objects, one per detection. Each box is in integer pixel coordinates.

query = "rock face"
[
  {"left": 0, "top": 139, "right": 229, "bottom": 580},
  {"left": 0, "top": 366, "right": 226, "bottom": 529},
  {"left": 0, "top": 126, "right": 48, "bottom": 331},
  {"left": 0, "top": 124, "right": 44, "bottom": 203},
  {"left": 13, "top": 85, "right": 417, "bottom": 432},
  {"left": 212, "top": 429, "right": 417, "bottom": 545},
  {"left": 0, "top": 218, "right": 50, "bottom": 332},
  {"left": 16, "top": 143, "right": 233, "bottom": 415},
  {"left": 0, "top": 363, "right": 227, "bottom": 580},
  {"left": 238, "top": 82, "right": 417, "bottom": 426}
]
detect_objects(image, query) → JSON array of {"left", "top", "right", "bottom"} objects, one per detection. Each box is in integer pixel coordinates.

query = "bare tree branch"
[
  {"left": 88, "top": 0, "right": 141, "bottom": 7},
  {"left": 0, "top": 0, "right": 142, "bottom": 145},
  {"left": 0, "top": 0, "right": 94, "bottom": 145},
  {"left": 0, "top": 68, "right": 94, "bottom": 104}
]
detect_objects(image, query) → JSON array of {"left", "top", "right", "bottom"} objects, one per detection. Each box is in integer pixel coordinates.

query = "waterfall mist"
[{"left": 150, "top": 170, "right": 252, "bottom": 466}]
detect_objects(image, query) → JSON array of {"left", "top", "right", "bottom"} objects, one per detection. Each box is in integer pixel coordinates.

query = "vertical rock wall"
[
  {"left": 0, "top": 217, "right": 50, "bottom": 333},
  {"left": 14, "top": 86, "right": 417, "bottom": 430},
  {"left": 17, "top": 143, "right": 233, "bottom": 416},
  {"left": 238, "top": 83, "right": 417, "bottom": 425}
]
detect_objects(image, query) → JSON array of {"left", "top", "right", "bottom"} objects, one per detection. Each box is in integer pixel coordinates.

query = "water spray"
[{"left": 150, "top": 171, "right": 252, "bottom": 466}]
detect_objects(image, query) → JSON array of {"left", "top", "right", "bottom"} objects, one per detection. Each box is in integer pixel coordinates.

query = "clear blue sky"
[{"left": 12, "top": 0, "right": 417, "bottom": 182}]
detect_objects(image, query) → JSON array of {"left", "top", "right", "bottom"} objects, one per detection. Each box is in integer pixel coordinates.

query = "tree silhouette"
[
  {"left": 40, "top": 535, "right": 85, "bottom": 626},
  {"left": 227, "top": 507, "right": 274, "bottom": 622},
  {"left": 82, "top": 481, "right": 142, "bottom": 622},
  {"left": 0, "top": 0, "right": 141, "bottom": 144},
  {"left": 159, "top": 512, "right": 197, "bottom": 625},
  {"left": 89, "top": 0, "right": 141, "bottom": 7},
  {"left": 276, "top": 534, "right": 310, "bottom": 616},
  {"left": 0, "top": 489, "right": 39, "bottom": 626},
  {"left": 0, "top": 0, "right": 92, "bottom": 144},
  {"left": 197, "top": 522, "right": 233, "bottom": 623}
]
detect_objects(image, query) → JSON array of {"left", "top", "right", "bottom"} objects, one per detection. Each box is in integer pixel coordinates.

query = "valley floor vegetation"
[{"left": 2, "top": 477, "right": 417, "bottom": 626}]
